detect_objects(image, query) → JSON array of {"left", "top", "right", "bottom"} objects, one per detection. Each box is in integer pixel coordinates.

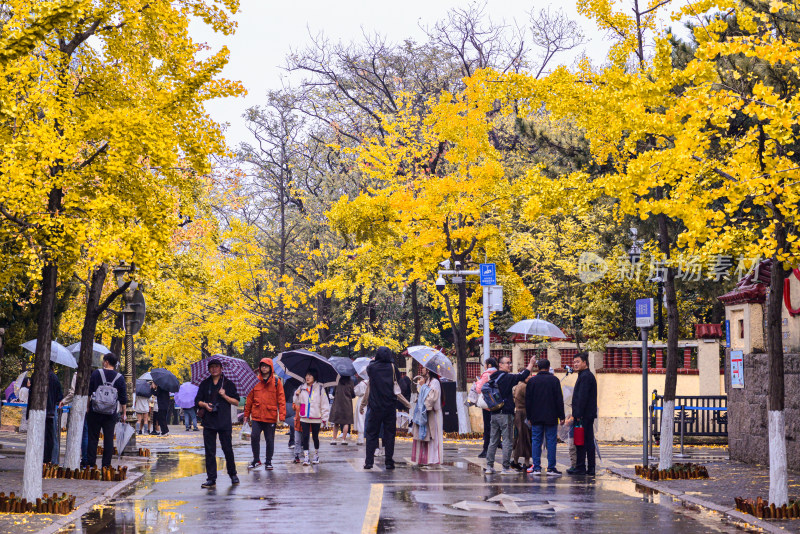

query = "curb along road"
[
  {"left": 605, "top": 463, "right": 789, "bottom": 534},
  {"left": 34, "top": 471, "right": 144, "bottom": 534}
]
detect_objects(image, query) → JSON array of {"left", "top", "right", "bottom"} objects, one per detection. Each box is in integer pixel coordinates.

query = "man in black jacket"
[
  {"left": 485, "top": 355, "right": 535, "bottom": 475},
  {"left": 525, "top": 359, "right": 565, "bottom": 476},
  {"left": 86, "top": 354, "right": 127, "bottom": 468},
  {"left": 195, "top": 359, "right": 240, "bottom": 488},
  {"left": 567, "top": 352, "right": 598, "bottom": 476},
  {"left": 364, "top": 347, "right": 398, "bottom": 470}
]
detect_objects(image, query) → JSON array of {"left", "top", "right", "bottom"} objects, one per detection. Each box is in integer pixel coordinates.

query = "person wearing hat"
[{"left": 195, "top": 358, "right": 240, "bottom": 488}]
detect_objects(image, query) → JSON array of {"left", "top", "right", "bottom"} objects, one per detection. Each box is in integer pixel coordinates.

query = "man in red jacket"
[{"left": 244, "top": 358, "right": 286, "bottom": 470}]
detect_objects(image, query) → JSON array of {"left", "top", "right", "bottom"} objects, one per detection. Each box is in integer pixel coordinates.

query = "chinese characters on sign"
[
  {"left": 577, "top": 252, "right": 761, "bottom": 284},
  {"left": 730, "top": 350, "right": 744, "bottom": 389}
]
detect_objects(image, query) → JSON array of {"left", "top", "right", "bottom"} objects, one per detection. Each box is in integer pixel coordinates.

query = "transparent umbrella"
[
  {"left": 352, "top": 357, "right": 371, "bottom": 380},
  {"left": 21, "top": 340, "right": 77, "bottom": 368},
  {"left": 506, "top": 318, "right": 567, "bottom": 339},
  {"left": 406, "top": 346, "right": 456, "bottom": 381}
]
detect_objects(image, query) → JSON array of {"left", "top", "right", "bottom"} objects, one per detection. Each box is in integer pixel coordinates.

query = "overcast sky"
[{"left": 191, "top": 0, "right": 614, "bottom": 148}]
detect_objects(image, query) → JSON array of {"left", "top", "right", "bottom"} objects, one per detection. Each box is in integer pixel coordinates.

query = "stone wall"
[{"left": 726, "top": 351, "right": 800, "bottom": 468}]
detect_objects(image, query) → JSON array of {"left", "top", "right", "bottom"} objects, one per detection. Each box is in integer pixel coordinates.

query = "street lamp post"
[{"left": 113, "top": 263, "right": 137, "bottom": 453}]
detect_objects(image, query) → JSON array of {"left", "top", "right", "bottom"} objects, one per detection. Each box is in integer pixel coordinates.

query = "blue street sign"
[
  {"left": 725, "top": 319, "right": 731, "bottom": 348},
  {"left": 480, "top": 263, "right": 496, "bottom": 286},
  {"left": 635, "top": 298, "right": 654, "bottom": 328}
]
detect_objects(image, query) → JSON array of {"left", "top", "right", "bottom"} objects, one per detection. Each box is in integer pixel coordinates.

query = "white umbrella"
[
  {"left": 353, "top": 357, "right": 371, "bottom": 380},
  {"left": 21, "top": 340, "right": 77, "bottom": 368},
  {"left": 506, "top": 318, "right": 567, "bottom": 339},
  {"left": 138, "top": 371, "right": 152, "bottom": 381},
  {"left": 66, "top": 341, "right": 111, "bottom": 368},
  {"left": 66, "top": 341, "right": 111, "bottom": 357}
]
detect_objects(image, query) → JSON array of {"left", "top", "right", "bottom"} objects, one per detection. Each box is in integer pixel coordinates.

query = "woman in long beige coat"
[{"left": 410, "top": 367, "right": 443, "bottom": 466}]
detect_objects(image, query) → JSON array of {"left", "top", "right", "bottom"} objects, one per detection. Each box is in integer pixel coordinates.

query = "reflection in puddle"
[{"left": 59, "top": 451, "right": 216, "bottom": 533}]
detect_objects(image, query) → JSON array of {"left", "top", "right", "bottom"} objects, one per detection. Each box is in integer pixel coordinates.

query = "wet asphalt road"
[{"left": 58, "top": 431, "right": 752, "bottom": 534}]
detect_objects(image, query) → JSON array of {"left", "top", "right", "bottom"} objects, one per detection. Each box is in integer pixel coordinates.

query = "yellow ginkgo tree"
[{"left": 0, "top": 0, "right": 243, "bottom": 500}]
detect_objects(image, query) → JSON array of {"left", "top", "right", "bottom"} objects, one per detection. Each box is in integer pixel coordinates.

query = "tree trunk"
[
  {"left": 456, "top": 279, "right": 468, "bottom": 392},
  {"left": 23, "top": 262, "right": 58, "bottom": 501},
  {"left": 411, "top": 280, "right": 422, "bottom": 345},
  {"left": 65, "top": 265, "right": 109, "bottom": 469},
  {"left": 767, "top": 243, "right": 788, "bottom": 504},
  {"left": 657, "top": 212, "right": 680, "bottom": 469}
]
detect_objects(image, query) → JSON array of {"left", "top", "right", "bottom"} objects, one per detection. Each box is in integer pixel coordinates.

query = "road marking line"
[{"left": 361, "top": 483, "right": 384, "bottom": 534}]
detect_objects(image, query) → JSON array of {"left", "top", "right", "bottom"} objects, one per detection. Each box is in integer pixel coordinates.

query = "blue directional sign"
[
  {"left": 725, "top": 319, "right": 731, "bottom": 348},
  {"left": 635, "top": 298, "right": 654, "bottom": 328},
  {"left": 480, "top": 263, "right": 496, "bottom": 286}
]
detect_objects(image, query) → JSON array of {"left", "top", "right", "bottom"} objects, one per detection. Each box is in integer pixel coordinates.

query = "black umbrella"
[
  {"left": 328, "top": 356, "right": 356, "bottom": 377},
  {"left": 150, "top": 368, "right": 180, "bottom": 393},
  {"left": 275, "top": 349, "right": 339, "bottom": 387}
]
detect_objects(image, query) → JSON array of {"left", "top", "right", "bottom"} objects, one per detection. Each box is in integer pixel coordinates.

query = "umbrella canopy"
[
  {"left": 114, "top": 422, "right": 135, "bottom": 459},
  {"left": 14, "top": 371, "right": 28, "bottom": 390},
  {"left": 21, "top": 340, "right": 77, "bottom": 368},
  {"left": 328, "top": 356, "right": 356, "bottom": 377},
  {"left": 138, "top": 372, "right": 152, "bottom": 381},
  {"left": 190, "top": 354, "right": 259, "bottom": 397},
  {"left": 506, "top": 318, "right": 567, "bottom": 339},
  {"left": 4, "top": 382, "right": 15, "bottom": 401},
  {"left": 273, "top": 362, "right": 292, "bottom": 382},
  {"left": 66, "top": 342, "right": 110, "bottom": 368},
  {"left": 149, "top": 368, "right": 180, "bottom": 393},
  {"left": 352, "top": 357, "right": 371, "bottom": 380},
  {"left": 174, "top": 382, "right": 199, "bottom": 409},
  {"left": 274, "top": 349, "right": 339, "bottom": 388},
  {"left": 407, "top": 345, "right": 456, "bottom": 381}
]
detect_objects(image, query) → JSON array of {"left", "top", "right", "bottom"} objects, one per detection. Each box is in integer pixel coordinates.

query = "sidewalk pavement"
[
  {"left": 597, "top": 443, "right": 800, "bottom": 533},
  {"left": 0, "top": 430, "right": 146, "bottom": 534}
]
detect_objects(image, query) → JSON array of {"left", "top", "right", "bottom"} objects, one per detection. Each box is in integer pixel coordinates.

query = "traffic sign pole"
[{"left": 641, "top": 326, "right": 650, "bottom": 468}]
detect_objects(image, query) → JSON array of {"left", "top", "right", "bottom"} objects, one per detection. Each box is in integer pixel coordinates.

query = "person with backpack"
[
  {"left": 86, "top": 353, "right": 127, "bottom": 468},
  {"left": 474, "top": 357, "right": 498, "bottom": 458},
  {"left": 484, "top": 355, "right": 535, "bottom": 475},
  {"left": 244, "top": 358, "right": 286, "bottom": 471},
  {"left": 195, "top": 358, "right": 241, "bottom": 488}
]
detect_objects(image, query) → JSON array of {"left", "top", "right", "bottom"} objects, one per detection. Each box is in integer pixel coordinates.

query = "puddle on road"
[
  {"left": 60, "top": 451, "right": 235, "bottom": 533},
  {"left": 602, "top": 473, "right": 754, "bottom": 532}
]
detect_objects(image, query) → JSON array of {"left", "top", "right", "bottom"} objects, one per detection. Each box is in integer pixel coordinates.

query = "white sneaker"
[
  {"left": 330, "top": 440, "right": 338, "bottom": 445},
  {"left": 375, "top": 448, "right": 384, "bottom": 457},
  {"left": 302, "top": 452, "right": 310, "bottom": 466},
  {"left": 484, "top": 467, "right": 496, "bottom": 474},
  {"left": 312, "top": 453, "right": 320, "bottom": 465}
]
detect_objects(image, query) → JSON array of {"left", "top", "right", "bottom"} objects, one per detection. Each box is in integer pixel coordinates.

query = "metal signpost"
[
  {"left": 480, "top": 264, "right": 497, "bottom": 365},
  {"left": 636, "top": 298, "right": 654, "bottom": 467}
]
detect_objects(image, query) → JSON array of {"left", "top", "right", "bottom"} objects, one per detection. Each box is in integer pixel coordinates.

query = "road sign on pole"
[
  {"left": 480, "top": 263, "right": 496, "bottom": 286},
  {"left": 636, "top": 298, "right": 654, "bottom": 328}
]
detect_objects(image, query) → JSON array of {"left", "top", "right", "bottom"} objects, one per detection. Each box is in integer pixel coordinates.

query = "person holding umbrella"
[
  {"left": 329, "top": 374, "right": 355, "bottom": 445},
  {"left": 154, "top": 383, "right": 171, "bottom": 436},
  {"left": 195, "top": 358, "right": 240, "bottom": 488},
  {"left": 363, "top": 347, "right": 400, "bottom": 470},
  {"left": 243, "top": 358, "right": 286, "bottom": 471},
  {"left": 292, "top": 368, "right": 330, "bottom": 466}
]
